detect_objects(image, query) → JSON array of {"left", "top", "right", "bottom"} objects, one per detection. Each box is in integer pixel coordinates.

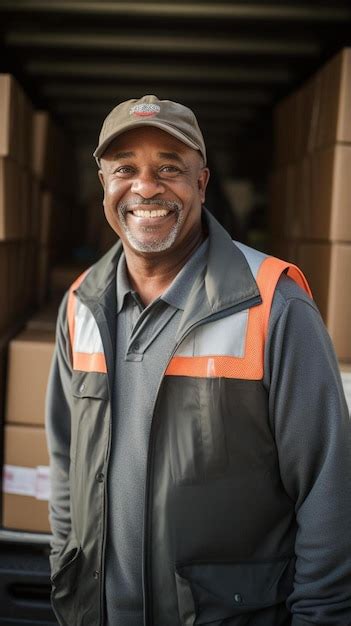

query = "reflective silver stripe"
[
  {"left": 176, "top": 308, "right": 248, "bottom": 358},
  {"left": 234, "top": 240, "right": 267, "bottom": 279},
  {"left": 175, "top": 242, "right": 266, "bottom": 359},
  {"left": 74, "top": 300, "right": 104, "bottom": 354}
]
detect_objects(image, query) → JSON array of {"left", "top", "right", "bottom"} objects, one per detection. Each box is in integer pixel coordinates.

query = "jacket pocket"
[
  {"left": 70, "top": 371, "right": 109, "bottom": 464},
  {"left": 175, "top": 558, "right": 295, "bottom": 626},
  {"left": 166, "top": 377, "right": 228, "bottom": 485},
  {"left": 51, "top": 542, "right": 82, "bottom": 626}
]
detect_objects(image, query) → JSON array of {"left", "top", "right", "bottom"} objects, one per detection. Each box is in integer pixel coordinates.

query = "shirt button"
[
  {"left": 234, "top": 593, "right": 242, "bottom": 604},
  {"left": 133, "top": 341, "right": 140, "bottom": 351},
  {"left": 96, "top": 472, "right": 104, "bottom": 483},
  {"left": 93, "top": 570, "right": 100, "bottom": 580},
  {"left": 79, "top": 383, "right": 85, "bottom": 392}
]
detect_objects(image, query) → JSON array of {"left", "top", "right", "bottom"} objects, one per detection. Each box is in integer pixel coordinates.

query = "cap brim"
[{"left": 93, "top": 119, "right": 205, "bottom": 163}]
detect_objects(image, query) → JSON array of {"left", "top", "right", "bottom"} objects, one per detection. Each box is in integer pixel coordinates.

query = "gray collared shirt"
[{"left": 105, "top": 239, "right": 209, "bottom": 626}]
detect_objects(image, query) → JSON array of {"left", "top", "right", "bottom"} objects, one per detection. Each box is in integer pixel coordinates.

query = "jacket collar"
[{"left": 76, "top": 208, "right": 260, "bottom": 324}]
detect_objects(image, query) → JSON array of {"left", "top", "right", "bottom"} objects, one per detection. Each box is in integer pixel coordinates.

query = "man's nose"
[{"left": 131, "top": 171, "right": 165, "bottom": 198}]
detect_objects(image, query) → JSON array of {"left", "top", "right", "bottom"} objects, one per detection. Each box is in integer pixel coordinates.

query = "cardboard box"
[
  {"left": 297, "top": 242, "right": 351, "bottom": 361},
  {"left": 32, "top": 112, "right": 68, "bottom": 192},
  {"left": 0, "top": 157, "right": 21, "bottom": 239},
  {"left": 316, "top": 48, "right": 351, "bottom": 148},
  {"left": 37, "top": 245, "right": 53, "bottom": 306},
  {"left": 295, "top": 72, "right": 322, "bottom": 157},
  {"left": 30, "top": 176, "right": 41, "bottom": 240},
  {"left": 309, "top": 145, "right": 351, "bottom": 241},
  {"left": 2, "top": 424, "right": 50, "bottom": 533},
  {"left": 274, "top": 48, "right": 351, "bottom": 164},
  {"left": 0, "top": 75, "right": 20, "bottom": 161},
  {"left": 39, "top": 190, "right": 53, "bottom": 246},
  {"left": 22, "top": 240, "right": 37, "bottom": 311},
  {"left": 273, "top": 92, "right": 298, "bottom": 167},
  {"left": 19, "top": 90, "right": 34, "bottom": 168},
  {"left": 0, "top": 243, "right": 10, "bottom": 332},
  {"left": 32, "top": 111, "right": 49, "bottom": 183},
  {"left": 20, "top": 168, "right": 32, "bottom": 239},
  {"left": 0, "top": 74, "right": 32, "bottom": 166},
  {"left": 269, "top": 160, "right": 309, "bottom": 241},
  {"left": 5, "top": 328, "right": 55, "bottom": 426}
]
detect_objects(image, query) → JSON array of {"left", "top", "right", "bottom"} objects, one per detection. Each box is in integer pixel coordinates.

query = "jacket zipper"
[
  {"left": 76, "top": 297, "right": 113, "bottom": 626},
  {"left": 142, "top": 294, "right": 261, "bottom": 626},
  {"left": 99, "top": 401, "right": 112, "bottom": 626}
]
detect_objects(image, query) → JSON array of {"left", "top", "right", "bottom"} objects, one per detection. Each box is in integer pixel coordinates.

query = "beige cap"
[{"left": 93, "top": 94, "right": 207, "bottom": 165}]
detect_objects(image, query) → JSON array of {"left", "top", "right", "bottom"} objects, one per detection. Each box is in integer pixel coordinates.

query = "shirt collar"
[
  {"left": 116, "top": 252, "right": 133, "bottom": 313},
  {"left": 161, "top": 237, "right": 208, "bottom": 310},
  {"left": 116, "top": 237, "right": 209, "bottom": 314}
]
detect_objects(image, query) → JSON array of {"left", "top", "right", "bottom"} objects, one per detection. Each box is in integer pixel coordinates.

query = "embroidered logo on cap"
[{"left": 130, "top": 103, "right": 161, "bottom": 117}]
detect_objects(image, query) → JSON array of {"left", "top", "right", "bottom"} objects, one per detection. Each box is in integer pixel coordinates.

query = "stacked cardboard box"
[
  {"left": 270, "top": 48, "right": 351, "bottom": 362},
  {"left": 32, "top": 111, "right": 75, "bottom": 305},
  {"left": 0, "top": 75, "right": 37, "bottom": 331},
  {"left": 3, "top": 328, "right": 55, "bottom": 532},
  {"left": 0, "top": 74, "right": 77, "bottom": 535}
]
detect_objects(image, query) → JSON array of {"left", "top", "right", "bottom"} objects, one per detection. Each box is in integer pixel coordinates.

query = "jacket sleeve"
[
  {"left": 265, "top": 276, "right": 351, "bottom": 626},
  {"left": 45, "top": 292, "right": 72, "bottom": 572}
]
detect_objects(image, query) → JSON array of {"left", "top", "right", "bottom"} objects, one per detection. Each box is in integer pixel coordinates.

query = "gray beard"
[{"left": 118, "top": 198, "right": 184, "bottom": 253}]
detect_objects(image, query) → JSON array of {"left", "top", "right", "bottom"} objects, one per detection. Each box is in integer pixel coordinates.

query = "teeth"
[{"left": 132, "top": 209, "right": 169, "bottom": 218}]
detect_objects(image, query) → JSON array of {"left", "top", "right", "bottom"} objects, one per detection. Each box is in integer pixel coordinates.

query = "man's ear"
[
  {"left": 198, "top": 167, "right": 210, "bottom": 203},
  {"left": 98, "top": 169, "right": 105, "bottom": 189}
]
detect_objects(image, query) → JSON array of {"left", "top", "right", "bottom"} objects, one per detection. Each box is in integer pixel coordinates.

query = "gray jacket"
[{"left": 46, "top": 211, "right": 351, "bottom": 626}]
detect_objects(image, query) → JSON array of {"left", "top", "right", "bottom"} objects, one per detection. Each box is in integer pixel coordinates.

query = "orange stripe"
[
  {"left": 165, "top": 256, "right": 312, "bottom": 380},
  {"left": 165, "top": 355, "right": 262, "bottom": 380},
  {"left": 73, "top": 351, "right": 107, "bottom": 373}
]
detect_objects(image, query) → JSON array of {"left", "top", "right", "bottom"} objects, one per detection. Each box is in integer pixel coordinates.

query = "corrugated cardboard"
[
  {"left": 297, "top": 242, "right": 351, "bottom": 361},
  {"left": 2, "top": 424, "right": 50, "bottom": 533},
  {"left": 0, "top": 157, "right": 21, "bottom": 240},
  {"left": 309, "top": 145, "right": 351, "bottom": 241},
  {"left": 5, "top": 329, "right": 55, "bottom": 426},
  {"left": 316, "top": 48, "right": 351, "bottom": 148}
]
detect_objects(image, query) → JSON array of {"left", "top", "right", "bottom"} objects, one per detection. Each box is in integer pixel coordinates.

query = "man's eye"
[
  {"left": 160, "top": 166, "right": 180, "bottom": 174},
  {"left": 114, "top": 166, "right": 134, "bottom": 175}
]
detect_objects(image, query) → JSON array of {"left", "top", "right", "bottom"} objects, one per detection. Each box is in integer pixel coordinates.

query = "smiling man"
[{"left": 46, "top": 95, "right": 351, "bottom": 626}]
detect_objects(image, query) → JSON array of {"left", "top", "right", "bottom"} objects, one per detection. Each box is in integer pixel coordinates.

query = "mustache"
[{"left": 118, "top": 198, "right": 182, "bottom": 216}]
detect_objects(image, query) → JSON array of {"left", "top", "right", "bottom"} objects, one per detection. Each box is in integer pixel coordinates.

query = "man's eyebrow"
[
  {"left": 112, "top": 151, "right": 135, "bottom": 159},
  {"left": 158, "top": 151, "right": 184, "bottom": 163}
]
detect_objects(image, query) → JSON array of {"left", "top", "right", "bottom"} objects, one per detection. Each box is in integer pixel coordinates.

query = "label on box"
[
  {"left": 3, "top": 465, "right": 51, "bottom": 501},
  {"left": 341, "top": 371, "right": 351, "bottom": 414}
]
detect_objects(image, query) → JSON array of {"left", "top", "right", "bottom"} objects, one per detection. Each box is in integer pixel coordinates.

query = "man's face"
[{"left": 98, "top": 126, "right": 209, "bottom": 256}]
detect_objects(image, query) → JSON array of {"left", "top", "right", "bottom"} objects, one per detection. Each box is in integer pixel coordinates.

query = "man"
[{"left": 46, "top": 95, "right": 351, "bottom": 626}]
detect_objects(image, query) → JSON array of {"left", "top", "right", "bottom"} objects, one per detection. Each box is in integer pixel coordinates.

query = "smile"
[{"left": 131, "top": 209, "right": 171, "bottom": 218}]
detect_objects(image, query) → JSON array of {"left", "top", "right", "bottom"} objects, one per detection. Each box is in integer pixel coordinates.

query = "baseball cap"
[{"left": 93, "top": 94, "right": 207, "bottom": 166}]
